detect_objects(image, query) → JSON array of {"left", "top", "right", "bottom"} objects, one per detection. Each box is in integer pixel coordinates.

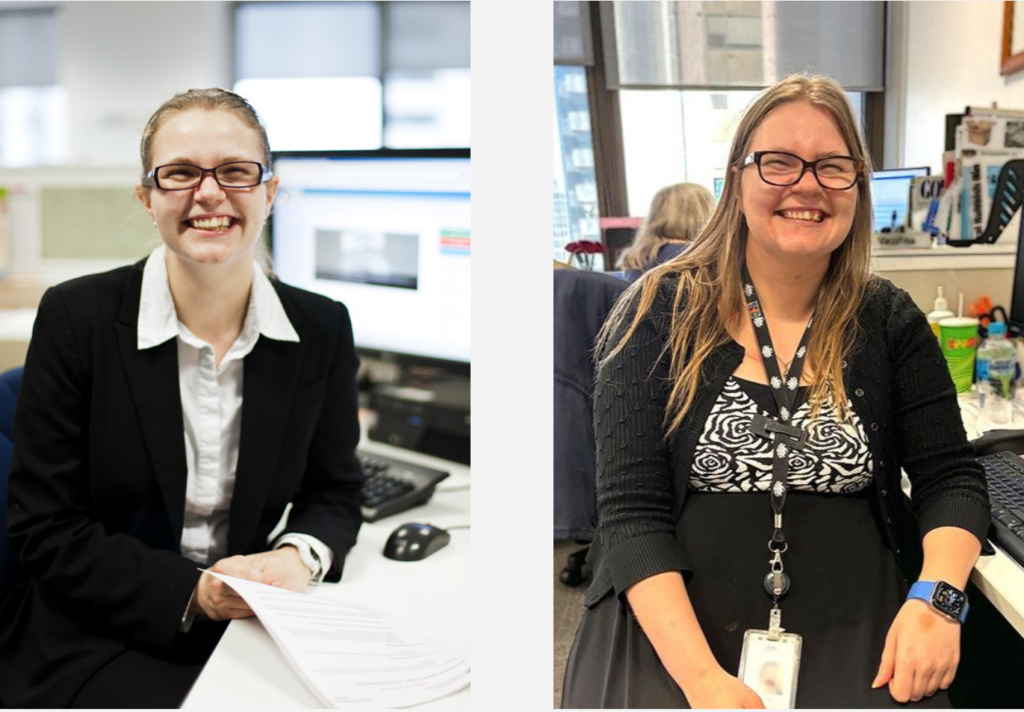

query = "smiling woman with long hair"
[{"left": 561, "top": 74, "right": 990, "bottom": 709}]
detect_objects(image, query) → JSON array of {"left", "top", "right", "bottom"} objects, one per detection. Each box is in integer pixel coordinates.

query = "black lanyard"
[{"left": 740, "top": 264, "right": 814, "bottom": 607}]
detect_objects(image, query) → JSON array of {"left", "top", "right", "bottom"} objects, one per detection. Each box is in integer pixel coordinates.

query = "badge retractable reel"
[{"left": 736, "top": 266, "right": 810, "bottom": 710}]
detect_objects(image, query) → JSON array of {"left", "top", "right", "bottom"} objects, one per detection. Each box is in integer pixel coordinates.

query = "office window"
[
  {"left": 234, "top": 78, "right": 382, "bottom": 151},
  {"left": 235, "top": 2, "right": 382, "bottom": 151},
  {"left": 554, "top": 66, "right": 601, "bottom": 268},
  {"left": 383, "top": 2, "right": 470, "bottom": 148},
  {"left": 620, "top": 89, "right": 864, "bottom": 216},
  {"left": 384, "top": 69, "right": 470, "bottom": 148},
  {"left": 234, "top": 2, "right": 469, "bottom": 151},
  {"left": 0, "top": 8, "right": 66, "bottom": 167},
  {"left": 0, "top": 86, "right": 68, "bottom": 167}
]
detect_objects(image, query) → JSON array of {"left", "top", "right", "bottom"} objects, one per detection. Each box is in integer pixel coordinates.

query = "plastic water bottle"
[{"left": 977, "top": 321, "right": 1017, "bottom": 424}]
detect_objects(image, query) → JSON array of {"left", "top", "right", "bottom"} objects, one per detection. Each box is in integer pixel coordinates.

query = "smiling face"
[
  {"left": 136, "top": 108, "right": 278, "bottom": 271},
  {"left": 737, "top": 100, "right": 859, "bottom": 265}
]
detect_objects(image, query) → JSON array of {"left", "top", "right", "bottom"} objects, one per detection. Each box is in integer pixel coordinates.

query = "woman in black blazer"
[{"left": 0, "top": 89, "right": 364, "bottom": 708}]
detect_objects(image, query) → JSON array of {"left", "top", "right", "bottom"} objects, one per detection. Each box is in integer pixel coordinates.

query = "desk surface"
[{"left": 182, "top": 438, "right": 471, "bottom": 709}]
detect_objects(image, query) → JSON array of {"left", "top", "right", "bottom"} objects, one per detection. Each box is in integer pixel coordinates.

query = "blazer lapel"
[
  {"left": 228, "top": 333, "right": 304, "bottom": 555},
  {"left": 115, "top": 261, "right": 189, "bottom": 546}
]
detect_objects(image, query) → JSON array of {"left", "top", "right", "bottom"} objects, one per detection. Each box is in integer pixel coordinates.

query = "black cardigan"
[
  {"left": 584, "top": 273, "right": 992, "bottom": 608},
  {"left": 0, "top": 259, "right": 364, "bottom": 707}
]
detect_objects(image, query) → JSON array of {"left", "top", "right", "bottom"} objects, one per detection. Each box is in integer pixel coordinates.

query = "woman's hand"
[
  {"left": 872, "top": 599, "right": 961, "bottom": 702},
  {"left": 682, "top": 665, "right": 766, "bottom": 709},
  {"left": 189, "top": 555, "right": 281, "bottom": 622},
  {"left": 242, "top": 546, "right": 314, "bottom": 593}
]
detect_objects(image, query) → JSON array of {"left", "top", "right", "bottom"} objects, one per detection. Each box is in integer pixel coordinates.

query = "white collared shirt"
[{"left": 138, "top": 246, "right": 335, "bottom": 629}]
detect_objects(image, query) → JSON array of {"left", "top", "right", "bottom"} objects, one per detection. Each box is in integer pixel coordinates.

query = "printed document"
[{"left": 204, "top": 570, "right": 470, "bottom": 708}]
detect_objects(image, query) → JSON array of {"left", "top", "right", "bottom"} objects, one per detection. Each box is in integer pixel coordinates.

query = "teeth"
[
  {"left": 190, "top": 217, "right": 232, "bottom": 230},
  {"left": 779, "top": 210, "right": 824, "bottom": 223}
]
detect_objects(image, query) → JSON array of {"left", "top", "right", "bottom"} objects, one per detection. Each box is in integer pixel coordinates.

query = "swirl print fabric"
[{"left": 690, "top": 377, "right": 872, "bottom": 494}]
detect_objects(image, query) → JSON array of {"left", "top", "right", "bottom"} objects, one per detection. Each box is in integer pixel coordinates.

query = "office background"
[
  {"left": 553, "top": 1, "right": 1024, "bottom": 706},
  {"left": 0, "top": 0, "right": 469, "bottom": 259},
  {"left": 0, "top": 0, "right": 470, "bottom": 368},
  {"left": 554, "top": 1, "right": 1024, "bottom": 313}
]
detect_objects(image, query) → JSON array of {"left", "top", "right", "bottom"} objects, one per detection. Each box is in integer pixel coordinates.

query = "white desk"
[{"left": 182, "top": 438, "right": 471, "bottom": 709}]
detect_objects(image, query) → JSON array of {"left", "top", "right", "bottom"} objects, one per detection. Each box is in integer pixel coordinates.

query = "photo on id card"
[{"left": 737, "top": 629, "right": 802, "bottom": 709}]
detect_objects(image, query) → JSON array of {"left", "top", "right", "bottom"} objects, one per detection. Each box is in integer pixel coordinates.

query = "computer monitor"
[
  {"left": 270, "top": 149, "right": 471, "bottom": 372},
  {"left": 870, "top": 166, "right": 931, "bottom": 233}
]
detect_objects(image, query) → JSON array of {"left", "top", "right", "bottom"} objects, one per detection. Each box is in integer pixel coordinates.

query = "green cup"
[{"left": 939, "top": 317, "right": 980, "bottom": 393}]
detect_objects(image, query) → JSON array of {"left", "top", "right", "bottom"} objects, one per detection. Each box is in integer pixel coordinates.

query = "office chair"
[
  {"left": 554, "top": 269, "right": 628, "bottom": 586},
  {"left": 600, "top": 226, "right": 637, "bottom": 272},
  {"left": 0, "top": 367, "right": 23, "bottom": 606}
]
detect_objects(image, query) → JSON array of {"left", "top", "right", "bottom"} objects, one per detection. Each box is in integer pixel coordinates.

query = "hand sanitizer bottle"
[{"left": 926, "top": 286, "right": 954, "bottom": 339}]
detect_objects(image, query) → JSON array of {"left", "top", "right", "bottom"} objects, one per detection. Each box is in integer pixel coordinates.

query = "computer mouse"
[{"left": 383, "top": 522, "right": 451, "bottom": 562}]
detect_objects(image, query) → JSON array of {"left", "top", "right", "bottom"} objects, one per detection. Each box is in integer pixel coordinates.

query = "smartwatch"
[{"left": 907, "top": 580, "right": 969, "bottom": 623}]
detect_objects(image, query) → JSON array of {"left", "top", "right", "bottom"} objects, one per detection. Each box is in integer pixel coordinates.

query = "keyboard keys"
[
  {"left": 356, "top": 450, "right": 450, "bottom": 522},
  {"left": 979, "top": 451, "right": 1024, "bottom": 564}
]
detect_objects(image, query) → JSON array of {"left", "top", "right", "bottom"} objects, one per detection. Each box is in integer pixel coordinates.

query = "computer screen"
[
  {"left": 270, "top": 150, "right": 471, "bottom": 367},
  {"left": 870, "top": 166, "right": 931, "bottom": 233}
]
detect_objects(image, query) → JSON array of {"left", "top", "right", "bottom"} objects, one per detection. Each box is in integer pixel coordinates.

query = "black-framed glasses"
[
  {"left": 741, "top": 151, "right": 863, "bottom": 190},
  {"left": 141, "top": 161, "right": 273, "bottom": 191}
]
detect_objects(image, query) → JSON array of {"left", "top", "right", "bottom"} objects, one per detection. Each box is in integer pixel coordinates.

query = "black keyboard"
[
  {"left": 978, "top": 450, "right": 1024, "bottom": 567},
  {"left": 358, "top": 451, "right": 449, "bottom": 522}
]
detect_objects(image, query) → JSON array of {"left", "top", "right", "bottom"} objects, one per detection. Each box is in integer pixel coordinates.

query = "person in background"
[
  {"left": 0, "top": 88, "right": 364, "bottom": 708},
  {"left": 618, "top": 182, "right": 715, "bottom": 282},
  {"left": 562, "top": 73, "right": 990, "bottom": 708}
]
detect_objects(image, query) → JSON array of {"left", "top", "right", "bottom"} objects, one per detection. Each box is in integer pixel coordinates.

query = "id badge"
[{"left": 738, "top": 629, "right": 802, "bottom": 710}]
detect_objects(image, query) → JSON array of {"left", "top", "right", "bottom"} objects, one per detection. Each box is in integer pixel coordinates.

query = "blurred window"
[
  {"left": 234, "top": 1, "right": 469, "bottom": 151},
  {"left": 0, "top": 86, "right": 68, "bottom": 167},
  {"left": 235, "top": 2, "right": 382, "bottom": 151},
  {"left": 233, "top": 77, "right": 383, "bottom": 151},
  {"left": 0, "top": 8, "right": 67, "bottom": 166},
  {"left": 620, "top": 89, "right": 864, "bottom": 215},
  {"left": 384, "top": 68, "right": 470, "bottom": 148},
  {"left": 383, "top": 2, "right": 470, "bottom": 148}
]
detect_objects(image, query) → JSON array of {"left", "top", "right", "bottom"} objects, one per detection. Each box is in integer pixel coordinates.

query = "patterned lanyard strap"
[{"left": 741, "top": 263, "right": 814, "bottom": 606}]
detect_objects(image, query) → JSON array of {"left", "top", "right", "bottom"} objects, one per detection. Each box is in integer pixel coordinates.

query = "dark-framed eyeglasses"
[
  {"left": 141, "top": 161, "right": 273, "bottom": 191},
  {"left": 741, "top": 151, "right": 863, "bottom": 191}
]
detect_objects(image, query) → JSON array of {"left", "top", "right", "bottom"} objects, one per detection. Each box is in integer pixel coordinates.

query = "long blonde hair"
[
  {"left": 618, "top": 182, "right": 715, "bottom": 271},
  {"left": 599, "top": 73, "right": 876, "bottom": 434}
]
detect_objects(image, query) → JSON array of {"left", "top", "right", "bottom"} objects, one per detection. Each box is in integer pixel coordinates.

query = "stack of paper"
[{"left": 206, "top": 571, "right": 471, "bottom": 708}]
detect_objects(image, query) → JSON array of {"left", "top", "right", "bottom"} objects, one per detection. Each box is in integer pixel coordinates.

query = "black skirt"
[{"left": 562, "top": 490, "right": 951, "bottom": 708}]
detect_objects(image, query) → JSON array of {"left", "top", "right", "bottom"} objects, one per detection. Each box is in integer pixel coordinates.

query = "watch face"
[{"left": 932, "top": 582, "right": 966, "bottom": 617}]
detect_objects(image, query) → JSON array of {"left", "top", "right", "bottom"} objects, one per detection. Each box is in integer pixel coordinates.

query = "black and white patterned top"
[{"left": 689, "top": 376, "right": 873, "bottom": 493}]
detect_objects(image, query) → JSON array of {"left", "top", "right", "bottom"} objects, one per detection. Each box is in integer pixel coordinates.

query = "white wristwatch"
[{"left": 283, "top": 540, "right": 322, "bottom": 578}]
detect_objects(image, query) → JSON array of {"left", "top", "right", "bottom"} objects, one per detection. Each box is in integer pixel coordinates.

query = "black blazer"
[{"left": 0, "top": 258, "right": 363, "bottom": 707}]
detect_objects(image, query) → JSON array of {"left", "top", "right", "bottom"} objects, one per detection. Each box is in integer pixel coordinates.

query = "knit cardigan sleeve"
[
  {"left": 593, "top": 278, "right": 691, "bottom": 598},
  {"left": 885, "top": 286, "right": 991, "bottom": 547}
]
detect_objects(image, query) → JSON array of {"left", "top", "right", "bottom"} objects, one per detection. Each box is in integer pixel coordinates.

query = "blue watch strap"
[{"left": 907, "top": 581, "right": 969, "bottom": 623}]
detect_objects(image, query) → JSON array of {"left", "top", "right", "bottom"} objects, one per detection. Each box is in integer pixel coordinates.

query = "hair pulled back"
[{"left": 139, "top": 88, "right": 271, "bottom": 176}]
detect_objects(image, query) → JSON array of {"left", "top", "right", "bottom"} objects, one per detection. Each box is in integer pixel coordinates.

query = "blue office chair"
[
  {"left": 554, "top": 269, "right": 628, "bottom": 585},
  {"left": 0, "top": 366, "right": 24, "bottom": 605}
]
